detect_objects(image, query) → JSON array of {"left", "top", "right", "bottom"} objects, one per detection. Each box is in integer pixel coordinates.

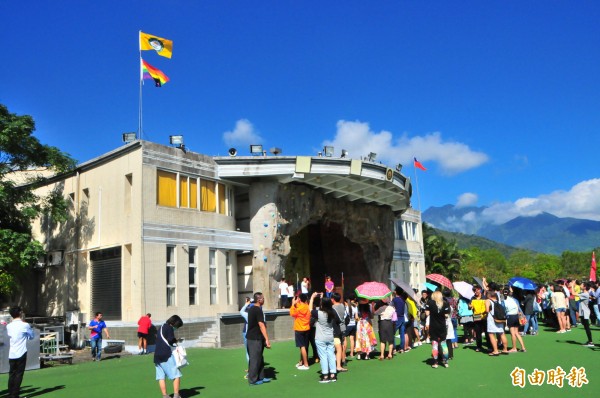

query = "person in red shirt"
[{"left": 138, "top": 313, "right": 152, "bottom": 355}]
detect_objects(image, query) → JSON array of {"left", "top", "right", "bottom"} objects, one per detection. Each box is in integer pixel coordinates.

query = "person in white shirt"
[
  {"left": 301, "top": 277, "right": 310, "bottom": 294},
  {"left": 287, "top": 282, "right": 294, "bottom": 308},
  {"left": 7, "top": 306, "right": 34, "bottom": 398},
  {"left": 279, "top": 278, "right": 289, "bottom": 309}
]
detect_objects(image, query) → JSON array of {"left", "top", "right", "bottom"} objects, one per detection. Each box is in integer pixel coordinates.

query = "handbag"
[
  {"left": 160, "top": 325, "right": 189, "bottom": 368},
  {"left": 518, "top": 311, "right": 527, "bottom": 326},
  {"left": 173, "top": 345, "right": 188, "bottom": 368}
]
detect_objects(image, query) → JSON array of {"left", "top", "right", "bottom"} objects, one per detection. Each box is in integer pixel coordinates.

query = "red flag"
[
  {"left": 414, "top": 157, "right": 427, "bottom": 171},
  {"left": 590, "top": 252, "right": 597, "bottom": 282}
]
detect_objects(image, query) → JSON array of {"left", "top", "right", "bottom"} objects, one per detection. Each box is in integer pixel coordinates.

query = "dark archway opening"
[{"left": 286, "top": 222, "right": 370, "bottom": 298}]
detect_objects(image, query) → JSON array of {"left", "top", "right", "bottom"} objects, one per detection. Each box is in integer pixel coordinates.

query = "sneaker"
[
  {"left": 443, "top": 362, "right": 449, "bottom": 368},
  {"left": 566, "top": 329, "right": 572, "bottom": 332},
  {"left": 250, "top": 380, "right": 264, "bottom": 386},
  {"left": 585, "top": 342, "right": 595, "bottom": 347},
  {"left": 431, "top": 363, "right": 438, "bottom": 368},
  {"left": 319, "top": 377, "right": 330, "bottom": 384},
  {"left": 261, "top": 378, "right": 272, "bottom": 383},
  {"left": 329, "top": 375, "right": 338, "bottom": 382},
  {"left": 297, "top": 365, "right": 309, "bottom": 370},
  {"left": 425, "top": 338, "right": 431, "bottom": 344}
]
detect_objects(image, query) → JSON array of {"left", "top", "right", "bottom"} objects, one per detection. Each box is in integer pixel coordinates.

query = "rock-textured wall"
[{"left": 249, "top": 181, "right": 396, "bottom": 307}]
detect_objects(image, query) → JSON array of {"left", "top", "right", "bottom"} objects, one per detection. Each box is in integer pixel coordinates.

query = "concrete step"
[{"left": 195, "top": 341, "right": 218, "bottom": 349}]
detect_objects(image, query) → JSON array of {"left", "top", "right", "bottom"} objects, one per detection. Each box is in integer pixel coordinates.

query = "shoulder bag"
[{"left": 161, "top": 325, "right": 188, "bottom": 368}]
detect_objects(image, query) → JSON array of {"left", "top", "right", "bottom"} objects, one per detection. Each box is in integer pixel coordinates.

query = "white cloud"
[
  {"left": 223, "top": 119, "right": 262, "bottom": 147},
  {"left": 482, "top": 178, "right": 600, "bottom": 224},
  {"left": 322, "top": 120, "right": 489, "bottom": 174},
  {"left": 456, "top": 193, "right": 478, "bottom": 208}
]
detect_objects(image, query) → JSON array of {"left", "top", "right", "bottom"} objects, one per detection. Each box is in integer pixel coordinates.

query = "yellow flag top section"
[{"left": 140, "top": 31, "right": 173, "bottom": 58}]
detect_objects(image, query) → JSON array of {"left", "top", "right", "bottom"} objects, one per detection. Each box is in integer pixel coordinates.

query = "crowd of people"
[{"left": 243, "top": 275, "right": 600, "bottom": 384}]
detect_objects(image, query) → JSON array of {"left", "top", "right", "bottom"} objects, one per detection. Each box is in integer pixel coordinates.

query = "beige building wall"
[{"left": 31, "top": 145, "right": 144, "bottom": 319}]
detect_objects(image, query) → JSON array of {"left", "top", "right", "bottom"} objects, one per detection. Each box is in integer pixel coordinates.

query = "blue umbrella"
[
  {"left": 425, "top": 282, "right": 439, "bottom": 292},
  {"left": 509, "top": 276, "right": 537, "bottom": 290}
]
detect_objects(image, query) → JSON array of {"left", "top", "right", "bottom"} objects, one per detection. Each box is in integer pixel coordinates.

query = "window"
[
  {"left": 226, "top": 252, "right": 232, "bottom": 305},
  {"left": 227, "top": 186, "right": 235, "bottom": 216},
  {"left": 188, "top": 247, "right": 197, "bottom": 305},
  {"left": 166, "top": 246, "right": 176, "bottom": 306},
  {"left": 179, "top": 176, "right": 198, "bottom": 209},
  {"left": 209, "top": 249, "right": 217, "bottom": 304},
  {"left": 157, "top": 170, "right": 177, "bottom": 207},
  {"left": 218, "top": 184, "right": 226, "bottom": 214},
  {"left": 125, "top": 174, "right": 132, "bottom": 215},
  {"left": 394, "top": 220, "right": 404, "bottom": 240},
  {"left": 201, "top": 180, "right": 216, "bottom": 212},
  {"left": 399, "top": 220, "right": 418, "bottom": 242}
]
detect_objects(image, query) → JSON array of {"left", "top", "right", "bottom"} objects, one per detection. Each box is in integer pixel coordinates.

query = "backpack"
[
  {"left": 344, "top": 309, "right": 351, "bottom": 326},
  {"left": 492, "top": 300, "right": 507, "bottom": 322}
]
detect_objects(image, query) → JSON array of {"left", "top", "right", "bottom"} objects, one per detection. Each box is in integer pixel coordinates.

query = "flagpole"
[
  {"left": 414, "top": 165, "right": 422, "bottom": 211},
  {"left": 138, "top": 30, "right": 143, "bottom": 140}
]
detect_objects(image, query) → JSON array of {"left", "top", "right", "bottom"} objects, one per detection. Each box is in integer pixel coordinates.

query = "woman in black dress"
[{"left": 426, "top": 291, "right": 450, "bottom": 368}]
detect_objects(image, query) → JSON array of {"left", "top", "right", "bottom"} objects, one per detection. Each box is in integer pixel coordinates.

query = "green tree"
[
  {"left": 459, "top": 247, "right": 508, "bottom": 283},
  {"left": 423, "top": 223, "right": 463, "bottom": 280},
  {"left": 0, "top": 104, "right": 76, "bottom": 295}
]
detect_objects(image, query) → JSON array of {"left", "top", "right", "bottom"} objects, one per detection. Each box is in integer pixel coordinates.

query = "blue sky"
[{"left": 2, "top": 1, "right": 600, "bottom": 224}]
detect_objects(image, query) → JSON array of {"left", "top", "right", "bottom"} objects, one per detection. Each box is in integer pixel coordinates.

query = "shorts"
[
  {"left": 295, "top": 330, "right": 310, "bottom": 348},
  {"left": 334, "top": 337, "right": 342, "bottom": 346},
  {"left": 138, "top": 332, "right": 149, "bottom": 338},
  {"left": 555, "top": 308, "right": 566, "bottom": 313},
  {"left": 345, "top": 325, "right": 356, "bottom": 337},
  {"left": 155, "top": 355, "right": 182, "bottom": 380},
  {"left": 507, "top": 314, "right": 519, "bottom": 328}
]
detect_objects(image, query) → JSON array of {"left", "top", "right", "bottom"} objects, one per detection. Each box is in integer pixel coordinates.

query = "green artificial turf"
[{"left": 1, "top": 323, "right": 598, "bottom": 397}]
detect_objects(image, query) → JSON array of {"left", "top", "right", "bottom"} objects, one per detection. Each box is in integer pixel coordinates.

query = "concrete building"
[{"left": 26, "top": 140, "right": 424, "bottom": 346}]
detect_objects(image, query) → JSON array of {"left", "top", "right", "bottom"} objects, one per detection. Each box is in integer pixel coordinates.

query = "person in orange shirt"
[{"left": 290, "top": 293, "right": 311, "bottom": 370}]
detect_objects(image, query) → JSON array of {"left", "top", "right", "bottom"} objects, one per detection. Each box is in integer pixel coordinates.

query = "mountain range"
[{"left": 422, "top": 205, "right": 600, "bottom": 255}]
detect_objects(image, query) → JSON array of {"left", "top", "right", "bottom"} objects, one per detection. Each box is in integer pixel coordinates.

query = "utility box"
[{"left": 0, "top": 324, "right": 40, "bottom": 373}]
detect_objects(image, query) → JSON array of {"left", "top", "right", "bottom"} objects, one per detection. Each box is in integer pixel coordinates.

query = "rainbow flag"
[{"left": 141, "top": 59, "right": 169, "bottom": 87}]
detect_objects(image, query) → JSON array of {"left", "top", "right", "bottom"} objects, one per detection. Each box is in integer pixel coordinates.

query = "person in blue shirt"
[
  {"left": 240, "top": 297, "right": 255, "bottom": 378},
  {"left": 88, "top": 312, "right": 110, "bottom": 361},
  {"left": 391, "top": 288, "right": 407, "bottom": 353}
]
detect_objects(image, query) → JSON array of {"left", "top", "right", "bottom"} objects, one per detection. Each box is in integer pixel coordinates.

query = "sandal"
[
  {"left": 386, "top": 355, "right": 393, "bottom": 360},
  {"left": 337, "top": 368, "right": 348, "bottom": 372},
  {"left": 432, "top": 363, "right": 438, "bottom": 368},
  {"left": 488, "top": 352, "right": 500, "bottom": 356}
]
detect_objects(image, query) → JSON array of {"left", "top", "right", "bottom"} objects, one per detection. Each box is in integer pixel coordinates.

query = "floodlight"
[
  {"left": 270, "top": 147, "right": 282, "bottom": 155},
  {"left": 122, "top": 132, "right": 136, "bottom": 143},
  {"left": 367, "top": 152, "right": 377, "bottom": 162},
  {"left": 170, "top": 135, "right": 184, "bottom": 146},
  {"left": 341, "top": 149, "right": 348, "bottom": 158},
  {"left": 396, "top": 163, "right": 403, "bottom": 172},
  {"left": 250, "top": 145, "right": 263, "bottom": 155},
  {"left": 323, "top": 146, "right": 334, "bottom": 157}
]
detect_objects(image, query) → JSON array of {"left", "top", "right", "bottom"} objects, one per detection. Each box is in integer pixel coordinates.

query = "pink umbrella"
[
  {"left": 452, "top": 281, "right": 474, "bottom": 300},
  {"left": 355, "top": 281, "right": 392, "bottom": 301},
  {"left": 590, "top": 252, "right": 597, "bottom": 282},
  {"left": 426, "top": 273, "right": 453, "bottom": 290}
]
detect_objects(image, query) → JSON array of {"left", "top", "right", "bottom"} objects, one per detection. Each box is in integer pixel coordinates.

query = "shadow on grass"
[
  {"left": 263, "top": 363, "right": 278, "bottom": 380},
  {"left": 0, "top": 384, "right": 66, "bottom": 397},
  {"left": 179, "top": 386, "right": 205, "bottom": 397}
]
